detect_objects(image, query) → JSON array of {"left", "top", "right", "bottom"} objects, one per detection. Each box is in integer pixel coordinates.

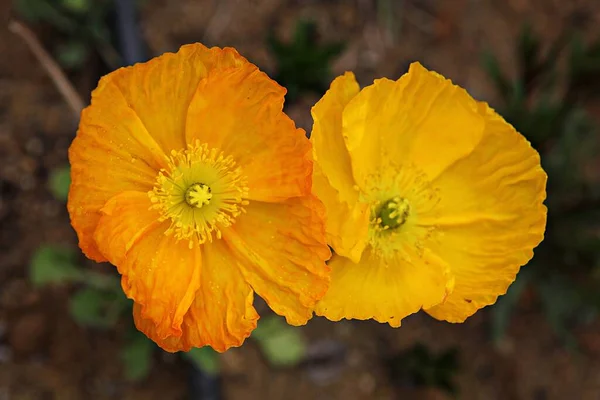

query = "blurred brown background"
[{"left": 2, "top": 0, "right": 600, "bottom": 399}]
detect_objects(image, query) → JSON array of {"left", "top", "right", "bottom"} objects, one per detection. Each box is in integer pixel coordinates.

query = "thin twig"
[{"left": 8, "top": 19, "right": 85, "bottom": 118}]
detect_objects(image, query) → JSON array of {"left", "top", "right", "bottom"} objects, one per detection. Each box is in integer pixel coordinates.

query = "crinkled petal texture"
[
  {"left": 93, "top": 191, "right": 202, "bottom": 340},
  {"left": 133, "top": 239, "right": 259, "bottom": 352},
  {"left": 312, "top": 62, "right": 546, "bottom": 326},
  {"left": 223, "top": 197, "right": 331, "bottom": 326},
  {"left": 423, "top": 102, "right": 547, "bottom": 322},
  {"left": 316, "top": 248, "right": 452, "bottom": 327},
  {"left": 311, "top": 72, "right": 370, "bottom": 262},
  {"left": 68, "top": 43, "right": 330, "bottom": 352},
  {"left": 185, "top": 60, "right": 313, "bottom": 202},
  {"left": 69, "top": 44, "right": 245, "bottom": 261}
]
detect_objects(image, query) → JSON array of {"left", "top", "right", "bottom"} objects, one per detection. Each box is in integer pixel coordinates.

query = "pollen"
[{"left": 149, "top": 140, "right": 249, "bottom": 247}]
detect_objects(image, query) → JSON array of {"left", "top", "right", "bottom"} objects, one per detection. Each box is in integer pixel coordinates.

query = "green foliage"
[
  {"left": 30, "top": 242, "right": 231, "bottom": 382},
  {"left": 61, "top": 0, "right": 91, "bottom": 14},
  {"left": 15, "top": 0, "right": 78, "bottom": 31},
  {"left": 56, "top": 41, "right": 90, "bottom": 69},
  {"left": 13, "top": 0, "right": 119, "bottom": 70},
  {"left": 29, "top": 243, "right": 127, "bottom": 328},
  {"left": 569, "top": 34, "right": 600, "bottom": 100},
  {"left": 183, "top": 346, "right": 220, "bottom": 376},
  {"left": 122, "top": 329, "right": 155, "bottom": 381},
  {"left": 69, "top": 285, "right": 129, "bottom": 328},
  {"left": 30, "top": 245, "right": 82, "bottom": 286},
  {"left": 268, "top": 20, "right": 345, "bottom": 102},
  {"left": 386, "top": 344, "right": 459, "bottom": 395},
  {"left": 48, "top": 166, "right": 71, "bottom": 201},
  {"left": 29, "top": 241, "right": 158, "bottom": 380},
  {"left": 252, "top": 315, "right": 306, "bottom": 367},
  {"left": 484, "top": 25, "right": 600, "bottom": 346}
]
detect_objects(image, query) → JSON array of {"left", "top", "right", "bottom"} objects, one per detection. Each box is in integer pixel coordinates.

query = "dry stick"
[{"left": 8, "top": 19, "right": 85, "bottom": 118}]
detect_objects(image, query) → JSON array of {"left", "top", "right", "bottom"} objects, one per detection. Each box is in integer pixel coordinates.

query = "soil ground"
[{"left": 1, "top": 0, "right": 600, "bottom": 399}]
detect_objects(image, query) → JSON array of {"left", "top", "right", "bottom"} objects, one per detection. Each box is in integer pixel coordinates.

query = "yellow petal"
[
  {"left": 311, "top": 72, "right": 361, "bottom": 203},
  {"left": 224, "top": 197, "right": 331, "bottom": 325},
  {"left": 93, "top": 191, "right": 201, "bottom": 339},
  {"left": 185, "top": 61, "right": 312, "bottom": 202},
  {"left": 312, "top": 162, "right": 370, "bottom": 262},
  {"left": 424, "top": 102, "right": 547, "bottom": 322},
  {"left": 108, "top": 43, "right": 245, "bottom": 154},
  {"left": 133, "top": 239, "right": 259, "bottom": 352},
  {"left": 342, "top": 62, "right": 485, "bottom": 189},
  {"left": 316, "top": 247, "right": 453, "bottom": 327}
]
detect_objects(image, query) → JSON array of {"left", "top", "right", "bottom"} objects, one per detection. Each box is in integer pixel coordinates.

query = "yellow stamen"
[{"left": 148, "top": 141, "right": 249, "bottom": 247}]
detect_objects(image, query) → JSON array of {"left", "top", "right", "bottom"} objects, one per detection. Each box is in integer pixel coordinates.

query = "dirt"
[{"left": 1, "top": 0, "right": 600, "bottom": 399}]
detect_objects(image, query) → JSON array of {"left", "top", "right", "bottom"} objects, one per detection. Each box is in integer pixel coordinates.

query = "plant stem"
[{"left": 8, "top": 19, "right": 85, "bottom": 118}]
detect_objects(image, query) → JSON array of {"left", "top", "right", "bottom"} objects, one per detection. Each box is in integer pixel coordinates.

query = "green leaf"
[
  {"left": 84, "top": 270, "right": 122, "bottom": 291},
  {"left": 48, "top": 166, "right": 71, "bottom": 201},
  {"left": 535, "top": 31, "right": 569, "bottom": 90},
  {"left": 56, "top": 41, "right": 89, "bottom": 70},
  {"left": 268, "top": 19, "right": 345, "bottom": 102},
  {"left": 60, "top": 0, "right": 91, "bottom": 13},
  {"left": 69, "top": 287, "right": 126, "bottom": 328},
  {"left": 481, "top": 50, "right": 512, "bottom": 102},
  {"left": 122, "top": 329, "right": 154, "bottom": 381},
  {"left": 29, "top": 245, "right": 82, "bottom": 287},
  {"left": 568, "top": 33, "right": 600, "bottom": 100},
  {"left": 523, "top": 97, "right": 564, "bottom": 143},
  {"left": 13, "top": 0, "right": 77, "bottom": 32},
  {"left": 183, "top": 346, "right": 220, "bottom": 376},
  {"left": 292, "top": 20, "right": 317, "bottom": 49},
  {"left": 252, "top": 315, "right": 306, "bottom": 367},
  {"left": 517, "top": 23, "right": 541, "bottom": 87}
]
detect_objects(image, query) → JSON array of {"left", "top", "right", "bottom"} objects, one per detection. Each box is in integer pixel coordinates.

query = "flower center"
[
  {"left": 376, "top": 197, "right": 410, "bottom": 230},
  {"left": 185, "top": 183, "right": 212, "bottom": 208},
  {"left": 149, "top": 140, "right": 249, "bottom": 248}
]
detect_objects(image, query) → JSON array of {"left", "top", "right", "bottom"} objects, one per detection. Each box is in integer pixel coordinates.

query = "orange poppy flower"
[{"left": 68, "top": 44, "right": 331, "bottom": 352}]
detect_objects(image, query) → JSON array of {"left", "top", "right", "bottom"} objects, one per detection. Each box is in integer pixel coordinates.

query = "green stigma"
[{"left": 378, "top": 197, "right": 410, "bottom": 229}]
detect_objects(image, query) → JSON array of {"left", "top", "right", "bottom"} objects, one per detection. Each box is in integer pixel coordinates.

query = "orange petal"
[
  {"left": 133, "top": 239, "right": 259, "bottom": 352},
  {"left": 223, "top": 197, "right": 331, "bottom": 325},
  {"left": 68, "top": 79, "right": 165, "bottom": 261},
  {"left": 93, "top": 191, "right": 201, "bottom": 339},
  {"left": 68, "top": 44, "right": 248, "bottom": 261},
  {"left": 108, "top": 43, "right": 245, "bottom": 154},
  {"left": 185, "top": 61, "right": 312, "bottom": 202}
]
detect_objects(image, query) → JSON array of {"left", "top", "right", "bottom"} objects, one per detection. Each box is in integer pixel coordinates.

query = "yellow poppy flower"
[
  {"left": 311, "top": 62, "right": 547, "bottom": 326},
  {"left": 67, "top": 43, "right": 331, "bottom": 352}
]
